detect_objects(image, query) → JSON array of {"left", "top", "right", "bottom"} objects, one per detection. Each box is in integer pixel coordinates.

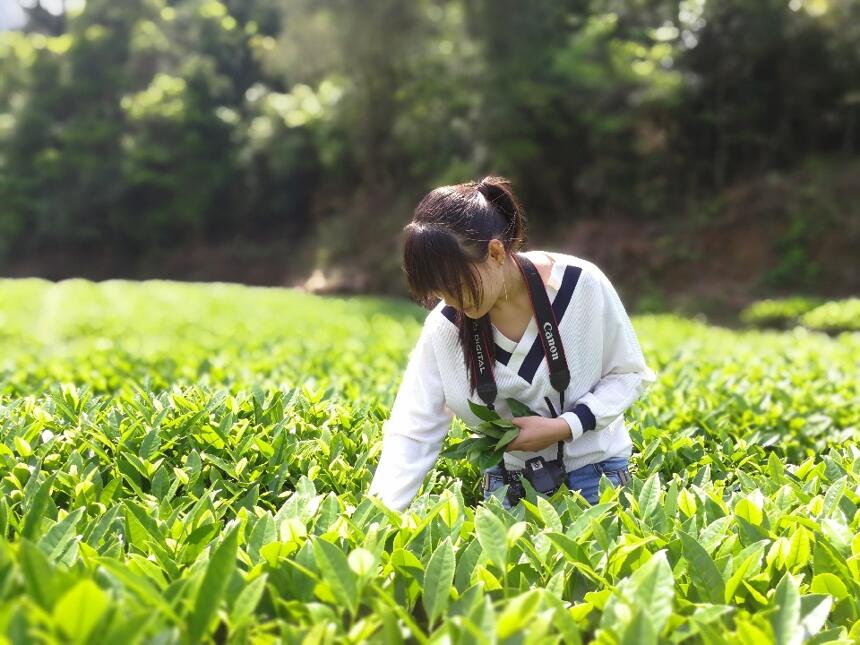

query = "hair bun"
[{"left": 476, "top": 176, "right": 514, "bottom": 215}]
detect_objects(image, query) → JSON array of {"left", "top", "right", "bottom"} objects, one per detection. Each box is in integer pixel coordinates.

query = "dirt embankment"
[
  {"left": 4, "top": 158, "right": 858, "bottom": 325},
  {"left": 558, "top": 158, "right": 859, "bottom": 324}
]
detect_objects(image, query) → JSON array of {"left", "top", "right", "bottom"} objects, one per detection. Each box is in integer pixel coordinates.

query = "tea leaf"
[
  {"left": 423, "top": 537, "right": 455, "bottom": 626},
  {"left": 187, "top": 521, "right": 240, "bottom": 643}
]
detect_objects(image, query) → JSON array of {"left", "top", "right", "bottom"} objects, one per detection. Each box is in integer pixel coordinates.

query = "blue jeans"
[{"left": 482, "top": 456, "right": 632, "bottom": 509}]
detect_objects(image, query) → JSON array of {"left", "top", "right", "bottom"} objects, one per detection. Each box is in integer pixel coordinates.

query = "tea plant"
[
  {"left": 740, "top": 297, "right": 823, "bottom": 330},
  {"left": 801, "top": 299, "right": 860, "bottom": 334},
  {"left": 439, "top": 400, "right": 534, "bottom": 469},
  {"left": 0, "top": 278, "right": 857, "bottom": 643},
  {"left": 740, "top": 297, "right": 859, "bottom": 333}
]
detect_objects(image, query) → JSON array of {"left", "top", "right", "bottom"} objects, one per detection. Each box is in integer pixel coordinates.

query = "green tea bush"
[
  {"left": 739, "top": 297, "right": 823, "bottom": 330},
  {"left": 800, "top": 299, "right": 860, "bottom": 334},
  {"left": 0, "top": 278, "right": 858, "bottom": 643}
]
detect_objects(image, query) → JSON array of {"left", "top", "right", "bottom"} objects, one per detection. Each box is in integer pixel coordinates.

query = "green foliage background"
[
  {"left": 1, "top": 0, "right": 858, "bottom": 283},
  {"left": 0, "top": 278, "right": 858, "bottom": 642}
]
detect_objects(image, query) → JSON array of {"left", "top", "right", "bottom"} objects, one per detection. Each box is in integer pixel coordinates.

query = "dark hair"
[{"left": 402, "top": 175, "right": 528, "bottom": 396}]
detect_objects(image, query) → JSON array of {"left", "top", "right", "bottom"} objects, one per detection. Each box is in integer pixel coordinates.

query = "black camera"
[
  {"left": 523, "top": 456, "right": 566, "bottom": 496},
  {"left": 502, "top": 456, "right": 566, "bottom": 506},
  {"left": 504, "top": 472, "right": 524, "bottom": 504}
]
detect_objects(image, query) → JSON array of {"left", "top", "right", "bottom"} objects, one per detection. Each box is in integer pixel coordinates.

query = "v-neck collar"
[
  {"left": 491, "top": 252, "right": 565, "bottom": 355},
  {"left": 438, "top": 251, "right": 583, "bottom": 385}
]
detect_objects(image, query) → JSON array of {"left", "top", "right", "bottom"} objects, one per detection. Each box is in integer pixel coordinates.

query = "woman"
[{"left": 367, "top": 176, "right": 657, "bottom": 512}]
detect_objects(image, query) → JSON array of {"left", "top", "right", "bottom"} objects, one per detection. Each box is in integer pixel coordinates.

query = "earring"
[{"left": 502, "top": 262, "right": 509, "bottom": 301}]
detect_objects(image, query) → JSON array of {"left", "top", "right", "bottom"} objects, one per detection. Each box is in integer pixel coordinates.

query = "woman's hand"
[{"left": 505, "top": 416, "right": 572, "bottom": 452}]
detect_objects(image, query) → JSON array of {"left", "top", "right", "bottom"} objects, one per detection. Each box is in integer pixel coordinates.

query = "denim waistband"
[
  {"left": 499, "top": 455, "right": 629, "bottom": 477},
  {"left": 570, "top": 455, "right": 629, "bottom": 475}
]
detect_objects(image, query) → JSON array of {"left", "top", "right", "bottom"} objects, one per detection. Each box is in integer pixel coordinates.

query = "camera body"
[
  {"left": 524, "top": 455, "right": 566, "bottom": 495},
  {"left": 504, "top": 456, "right": 567, "bottom": 505}
]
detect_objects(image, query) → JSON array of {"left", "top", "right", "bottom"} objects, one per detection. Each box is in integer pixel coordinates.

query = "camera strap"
[{"left": 470, "top": 253, "right": 570, "bottom": 468}]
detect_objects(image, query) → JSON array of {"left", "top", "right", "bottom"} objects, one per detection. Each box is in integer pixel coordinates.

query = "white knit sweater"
[{"left": 367, "top": 250, "right": 658, "bottom": 512}]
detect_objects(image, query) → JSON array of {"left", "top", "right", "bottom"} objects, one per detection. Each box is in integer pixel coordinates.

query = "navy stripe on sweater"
[
  {"left": 440, "top": 262, "right": 582, "bottom": 380},
  {"left": 517, "top": 265, "right": 582, "bottom": 383}
]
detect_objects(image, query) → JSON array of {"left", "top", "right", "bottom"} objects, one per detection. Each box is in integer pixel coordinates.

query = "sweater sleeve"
[
  {"left": 367, "top": 315, "right": 453, "bottom": 512},
  {"left": 560, "top": 267, "right": 657, "bottom": 441}
]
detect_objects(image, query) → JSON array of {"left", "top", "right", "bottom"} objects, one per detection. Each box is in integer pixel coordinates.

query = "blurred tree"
[
  {"left": 673, "top": 0, "right": 859, "bottom": 192},
  {"left": 0, "top": 0, "right": 857, "bottom": 283},
  {"left": 18, "top": 0, "right": 67, "bottom": 36}
]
